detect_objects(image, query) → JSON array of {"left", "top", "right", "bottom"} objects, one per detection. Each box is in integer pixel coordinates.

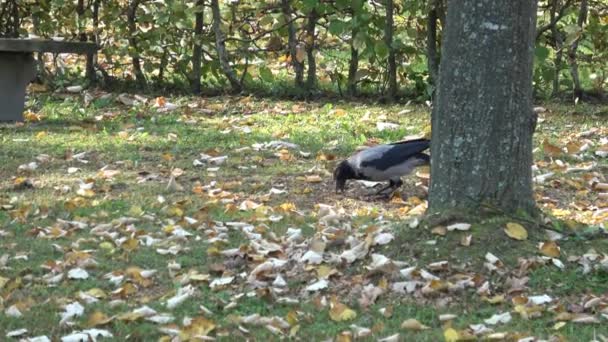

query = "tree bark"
[
  {"left": 305, "top": 8, "right": 318, "bottom": 90},
  {"left": 550, "top": 0, "right": 563, "bottom": 97},
  {"left": 11, "top": 0, "right": 18, "bottom": 38},
  {"left": 91, "top": 0, "right": 100, "bottom": 84},
  {"left": 77, "top": 0, "right": 96, "bottom": 83},
  {"left": 127, "top": 0, "right": 147, "bottom": 89},
  {"left": 428, "top": 0, "right": 539, "bottom": 215},
  {"left": 210, "top": 0, "right": 242, "bottom": 93},
  {"left": 426, "top": 1, "right": 439, "bottom": 86},
  {"left": 568, "top": 0, "right": 587, "bottom": 101},
  {"left": 281, "top": 0, "right": 304, "bottom": 87},
  {"left": 347, "top": 28, "right": 359, "bottom": 97},
  {"left": 191, "top": 0, "right": 204, "bottom": 94},
  {"left": 385, "top": 0, "right": 397, "bottom": 99}
]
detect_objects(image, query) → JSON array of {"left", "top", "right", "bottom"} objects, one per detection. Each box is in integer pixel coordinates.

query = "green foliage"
[{"left": 8, "top": 0, "right": 608, "bottom": 99}]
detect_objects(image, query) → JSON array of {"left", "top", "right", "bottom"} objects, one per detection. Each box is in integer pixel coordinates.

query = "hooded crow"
[{"left": 333, "top": 138, "right": 430, "bottom": 195}]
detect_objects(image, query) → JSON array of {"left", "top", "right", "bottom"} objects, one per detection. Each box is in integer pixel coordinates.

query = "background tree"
[{"left": 428, "top": 0, "right": 539, "bottom": 215}]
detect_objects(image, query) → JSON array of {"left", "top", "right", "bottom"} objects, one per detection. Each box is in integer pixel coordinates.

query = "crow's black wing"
[{"left": 359, "top": 139, "right": 430, "bottom": 171}]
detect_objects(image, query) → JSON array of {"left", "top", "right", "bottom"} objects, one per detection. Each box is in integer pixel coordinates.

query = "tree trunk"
[
  {"left": 426, "top": 0, "right": 440, "bottom": 86},
  {"left": 210, "top": 0, "right": 242, "bottom": 93},
  {"left": 191, "top": 0, "right": 204, "bottom": 94},
  {"left": 32, "top": 7, "right": 46, "bottom": 81},
  {"left": 568, "top": 0, "right": 587, "bottom": 101},
  {"left": 11, "top": 0, "right": 18, "bottom": 38},
  {"left": 281, "top": 0, "right": 304, "bottom": 87},
  {"left": 347, "top": 28, "right": 359, "bottom": 97},
  {"left": 385, "top": 0, "right": 397, "bottom": 99},
  {"left": 91, "top": 0, "right": 100, "bottom": 84},
  {"left": 550, "top": 0, "right": 563, "bottom": 97},
  {"left": 428, "top": 0, "right": 538, "bottom": 215},
  {"left": 305, "top": 8, "right": 318, "bottom": 90},
  {"left": 127, "top": 0, "right": 147, "bottom": 89},
  {"left": 77, "top": 0, "right": 95, "bottom": 83}
]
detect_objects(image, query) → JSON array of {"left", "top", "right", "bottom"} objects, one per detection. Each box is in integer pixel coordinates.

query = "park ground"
[{"left": 0, "top": 92, "right": 607, "bottom": 341}]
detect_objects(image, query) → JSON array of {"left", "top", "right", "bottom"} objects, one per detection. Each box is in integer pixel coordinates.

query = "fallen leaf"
[
  {"left": 400, "top": 318, "right": 429, "bottom": 331},
  {"left": 443, "top": 328, "right": 460, "bottom": 342},
  {"left": 543, "top": 139, "right": 563, "bottom": 157},
  {"left": 540, "top": 241, "right": 560, "bottom": 258},
  {"left": 329, "top": 302, "right": 357, "bottom": 322},
  {"left": 504, "top": 222, "right": 528, "bottom": 240},
  {"left": 446, "top": 223, "right": 471, "bottom": 231}
]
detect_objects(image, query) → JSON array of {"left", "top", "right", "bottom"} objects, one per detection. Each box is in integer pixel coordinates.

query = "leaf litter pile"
[{"left": 1, "top": 94, "right": 607, "bottom": 341}]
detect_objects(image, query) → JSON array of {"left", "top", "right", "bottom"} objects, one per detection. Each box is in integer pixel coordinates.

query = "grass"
[{"left": 1, "top": 93, "right": 607, "bottom": 341}]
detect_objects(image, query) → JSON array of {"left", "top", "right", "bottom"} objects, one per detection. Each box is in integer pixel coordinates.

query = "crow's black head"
[{"left": 333, "top": 160, "right": 356, "bottom": 193}]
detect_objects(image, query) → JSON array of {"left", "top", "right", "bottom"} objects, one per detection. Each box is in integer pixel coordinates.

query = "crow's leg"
[
  {"left": 372, "top": 179, "right": 404, "bottom": 198},
  {"left": 374, "top": 180, "right": 397, "bottom": 195}
]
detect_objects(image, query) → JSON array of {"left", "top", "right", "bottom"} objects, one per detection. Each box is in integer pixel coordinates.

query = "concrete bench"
[{"left": 0, "top": 38, "right": 98, "bottom": 122}]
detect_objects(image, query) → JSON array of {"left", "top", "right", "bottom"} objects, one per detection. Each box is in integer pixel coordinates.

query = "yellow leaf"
[
  {"left": 483, "top": 295, "right": 505, "bottom": 304},
  {"left": 329, "top": 302, "right": 357, "bottom": 322},
  {"left": 333, "top": 108, "right": 347, "bottom": 117},
  {"left": 84, "top": 288, "right": 108, "bottom": 299},
  {"left": 121, "top": 238, "right": 139, "bottom": 252},
  {"left": 87, "top": 311, "right": 113, "bottom": 327},
  {"left": 286, "top": 310, "right": 299, "bottom": 326},
  {"left": 180, "top": 317, "right": 216, "bottom": 339},
  {"left": 316, "top": 265, "right": 337, "bottom": 279},
  {"left": 444, "top": 328, "right": 460, "bottom": 342},
  {"left": 336, "top": 331, "right": 353, "bottom": 342},
  {"left": 0, "top": 276, "right": 8, "bottom": 289},
  {"left": 24, "top": 111, "right": 41, "bottom": 122},
  {"left": 128, "top": 206, "right": 144, "bottom": 217},
  {"left": 279, "top": 202, "right": 296, "bottom": 212},
  {"left": 540, "top": 241, "right": 560, "bottom": 258},
  {"left": 35, "top": 131, "right": 48, "bottom": 139},
  {"left": 553, "top": 321, "right": 567, "bottom": 330},
  {"left": 504, "top": 222, "right": 528, "bottom": 240},
  {"left": 401, "top": 318, "right": 430, "bottom": 331}
]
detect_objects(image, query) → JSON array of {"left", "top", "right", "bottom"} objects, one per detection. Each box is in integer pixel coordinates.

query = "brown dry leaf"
[
  {"left": 400, "top": 318, "right": 429, "bottom": 331},
  {"left": 543, "top": 139, "right": 563, "bottom": 157},
  {"left": 431, "top": 226, "right": 447, "bottom": 236},
  {"left": 305, "top": 175, "right": 323, "bottom": 183},
  {"left": 155, "top": 96, "right": 167, "bottom": 107},
  {"left": 98, "top": 169, "right": 120, "bottom": 179},
  {"left": 566, "top": 141, "right": 582, "bottom": 154},
  {"left": 592, "top": 182, "right": 608, "bottom": 191},
  {"left": 504, "top": 222, "right": 528, "bottom": 240},
  {"left": 540, "top": 241, "right": 560, "bottom": 258}
]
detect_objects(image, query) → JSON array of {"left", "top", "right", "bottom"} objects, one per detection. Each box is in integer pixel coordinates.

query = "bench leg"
[{"left": 0, "top": 52, "right": 36, "bottom": 122}]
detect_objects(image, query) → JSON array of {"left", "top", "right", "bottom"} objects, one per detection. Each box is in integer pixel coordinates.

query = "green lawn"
[{"left": 1, "top": 93, "right": 607, "bottom": 341}]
